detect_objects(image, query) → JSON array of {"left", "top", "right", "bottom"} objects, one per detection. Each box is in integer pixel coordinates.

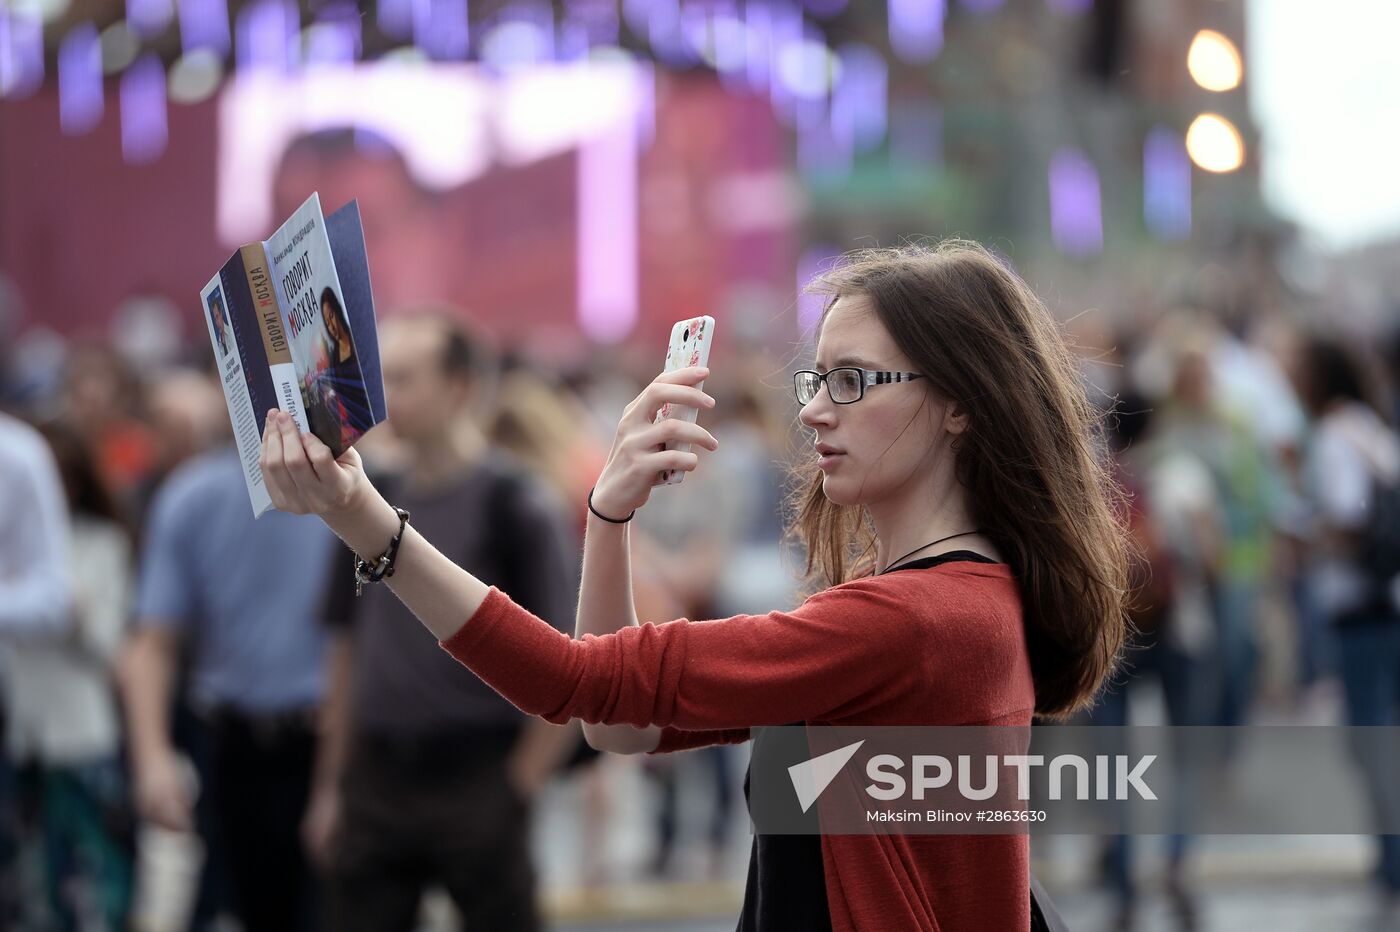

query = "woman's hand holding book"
[{"left": 259, "top": 409, "right": 370, "bottom": 517}]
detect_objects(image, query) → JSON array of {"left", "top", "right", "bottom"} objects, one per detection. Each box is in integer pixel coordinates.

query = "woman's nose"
[{"left": 798, "top": 386, "right": 836, "bottom": 429}]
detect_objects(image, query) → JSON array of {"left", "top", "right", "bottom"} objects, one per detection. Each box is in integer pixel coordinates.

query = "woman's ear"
[{"left": 944, "top": 402, "right": 970, "bottom": 436}]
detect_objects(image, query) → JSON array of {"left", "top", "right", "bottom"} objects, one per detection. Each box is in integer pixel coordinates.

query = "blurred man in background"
[{"left": 309, "top": 312, "right": 580, "bottom": 931}]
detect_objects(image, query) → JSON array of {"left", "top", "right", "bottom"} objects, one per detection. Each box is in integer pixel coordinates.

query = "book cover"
[{"left": 199, "top": 192, "right": 386, "bottom": 516}]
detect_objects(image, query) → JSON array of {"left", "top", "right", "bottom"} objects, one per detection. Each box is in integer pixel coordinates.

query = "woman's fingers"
[
  {"left": 260, "top": 411, "right": 294, "bottom": 510},
  {"left": 651, "top": 382, "right": 715, "bottom": 412},
  {"left": 259, "top": 410, "right": 323, "bottom": 514},
  {"left": 654, "top": 364, "right": 709, "bottom": 385},
  {"left": 277, "top": 413, "right": 320, "bottom": 501},
  {"left": 639, "top": 418, "right": 719, "bottom": 452},
  {"left": 655, "top": 450, "right": 701, "bottom": 474},
  {"left": 302, "top": 431, "right": 337, "bottom": 484},
  {"left": 301, "top": 432, "right": 354, "bottom": 513},
  {"left": 624, "top": 382, "right": 715, "bottom": 429}
]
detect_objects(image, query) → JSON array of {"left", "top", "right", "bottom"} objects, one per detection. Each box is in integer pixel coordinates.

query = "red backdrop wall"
[{"left": 0, "top": 72, "right": 795, "bottom": 357}]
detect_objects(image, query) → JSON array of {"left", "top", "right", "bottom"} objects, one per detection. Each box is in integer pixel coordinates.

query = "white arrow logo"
[{"left": 788, "top": 740, "right": 866, "bottom": 813}]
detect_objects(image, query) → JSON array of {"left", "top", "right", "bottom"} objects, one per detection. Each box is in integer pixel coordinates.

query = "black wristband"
[
  {"left": 354, "top": 505, "right": 411, "bottom": 596},
  {"left": 587, "top": 487, "right": 634, "bottom": 524}
]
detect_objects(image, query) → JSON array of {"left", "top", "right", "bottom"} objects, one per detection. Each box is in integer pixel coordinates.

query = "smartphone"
[{"left": 654, "top": 315, "right": 716, "bottom": 486}]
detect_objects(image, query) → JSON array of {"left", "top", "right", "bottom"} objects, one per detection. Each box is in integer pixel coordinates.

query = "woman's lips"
[{"left": 818, "top": 452, "right": 845, "bottom": 470}]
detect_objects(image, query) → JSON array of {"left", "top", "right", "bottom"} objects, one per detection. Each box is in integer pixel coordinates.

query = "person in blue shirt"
[{"left": 118, "top": 443, "right": 336, "bottom": 932}]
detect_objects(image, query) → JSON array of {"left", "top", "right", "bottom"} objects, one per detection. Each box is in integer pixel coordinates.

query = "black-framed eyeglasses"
[{"left": 793, "top": 367, "right": 926, "bottom": 406}]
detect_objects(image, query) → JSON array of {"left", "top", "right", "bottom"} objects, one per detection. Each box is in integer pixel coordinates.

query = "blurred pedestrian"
[
  {"left": 6, "top": 421, "right": 135, "bottom": 929},
  {"left": 309, "top": 313, "right": 580, "bottom": 932},
  {"left": 1291, "top": 335, "right": 1400, "bottom": 906},
  {"left": 0, "top": 410, "right": 74, "bottom": 925},
  {"left": 119, "top": 431, "right": 337, "bottom": 932},
  {"left": 1085, "top": 387, "right": 1221, "bottom": 931}
]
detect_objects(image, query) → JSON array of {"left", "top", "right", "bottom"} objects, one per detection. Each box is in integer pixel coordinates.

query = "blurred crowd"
[
  {"left": 0, "top": 295, "right": 799, "bottom": 931},
  {"left": 1, "top": 277, "right": 1399, "bottom": 931}
]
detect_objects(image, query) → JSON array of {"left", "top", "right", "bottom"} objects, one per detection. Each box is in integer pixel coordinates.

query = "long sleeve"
[
  {"left": 439, "top": 578, "right": 927, "bottom": 731},
  {"left": 0, "top": 420, "right": 73, "bottom": 638},
  {"left": 650, "top": 726, "right": 751, "bottom": 755}
]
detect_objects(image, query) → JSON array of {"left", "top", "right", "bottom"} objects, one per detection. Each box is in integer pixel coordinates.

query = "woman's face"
[
  {"left": 797, "top": 294, "right": 962, "bottom": 507},
  {"left": 323, "top": 300, "right": 344, "bottom": 343}
]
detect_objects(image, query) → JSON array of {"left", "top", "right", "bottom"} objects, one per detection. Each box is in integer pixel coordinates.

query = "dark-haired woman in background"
[{"left": 258, "top": 241, "right": 1131, "bottom": 931}]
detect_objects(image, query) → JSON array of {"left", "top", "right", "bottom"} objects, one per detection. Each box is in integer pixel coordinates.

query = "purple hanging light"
[
  {"left": 1144, "top": 125, "right": 1191, "bottom": 240},
  {"left": 415, "top": 0, "right": 469, "bottom": 61},
  {"left": 236, "top": 0, "right": 297, "bottom": 72},
  {"left": 831, "top": 42, "right": 887, "bottom": 154},
  {"left": 120, "top": 54, "right": 168, "bottom": 164},
  {"left": 744, "top": 1, "right": 773, "bottom": 91},
  {"left": 0, "top": 10, "right": 45, "bottom": 99},
  {"left": 647, "top": 0, "right": 696, "bottom": 67},
  {"left": 766, "top": 2, "right": 805, "bottom": 125},
  {"left": 378, "top": 0, "right": 414, "bottom": 40},
  {"left": 128, "top": 0, "right": 176, "bottom": 39},
  {"left": 557, "top": 19, "right": 590, "bottom": 60},
  {"left": 1049, "top": 147, "right": 1104, "bottom": 257},
  {"left": 59, "top": 23, "right": 104, "bottom": 135},
  {"left": 888, "top": 0, "right": 944, "bottom": 63},
  {"left": 178, "top": 0, "right": 231, "bottom": 55},
  {"left": 564, "top": 0, "right": 618, "bottom": 49},
  {"left": 708, "top": 4, "right": 748, "bottom": 91},
  {"left": 307, "top": 3, "right": 361, "bottom": 65}
]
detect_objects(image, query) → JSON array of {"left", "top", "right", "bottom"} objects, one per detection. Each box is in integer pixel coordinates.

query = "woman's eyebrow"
[{"left": 815, "top": 355, "right": 883, "bottom": 372}]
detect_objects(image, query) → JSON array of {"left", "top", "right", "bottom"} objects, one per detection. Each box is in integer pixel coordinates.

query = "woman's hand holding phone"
[{"left": 590, "top": 365, "right": 719, "bottom": 522}]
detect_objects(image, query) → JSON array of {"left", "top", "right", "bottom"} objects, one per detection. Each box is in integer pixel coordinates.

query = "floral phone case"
[{"left": 654, "top": 315, "right": 715, "bottom": 486}]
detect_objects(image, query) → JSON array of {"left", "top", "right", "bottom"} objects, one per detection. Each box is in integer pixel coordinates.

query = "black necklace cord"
[{"left": 880, "top": 529, "right": 985, "bottom": 575}]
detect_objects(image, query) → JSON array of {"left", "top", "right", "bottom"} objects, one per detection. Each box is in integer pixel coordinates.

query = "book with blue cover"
[{"left": 199, "top": 192, "right": 387, "bottom": 516}]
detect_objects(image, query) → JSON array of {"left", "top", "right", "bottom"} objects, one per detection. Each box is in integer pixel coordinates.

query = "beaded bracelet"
[{"left": 354, "top": 505, "right": 411, "bottom": 596}]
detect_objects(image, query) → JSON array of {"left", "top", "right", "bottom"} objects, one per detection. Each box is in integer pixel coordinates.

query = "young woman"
[{"left": 259, "top": 241, "right": 1131, "bottom": 931}]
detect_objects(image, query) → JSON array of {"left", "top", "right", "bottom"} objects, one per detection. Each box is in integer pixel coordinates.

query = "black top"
[{"left": 735, "top": 550, "right": 1004, "bottom": 932}]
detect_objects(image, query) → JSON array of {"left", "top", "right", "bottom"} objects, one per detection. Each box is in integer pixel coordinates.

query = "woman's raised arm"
[{"left": 257, "top": 364, "right": 718, "bottom": 667}]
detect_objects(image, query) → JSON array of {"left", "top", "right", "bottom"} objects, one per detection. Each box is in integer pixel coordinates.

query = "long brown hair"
[{"left": 784, "top": 240, "right": 1132, "bottom": 719}]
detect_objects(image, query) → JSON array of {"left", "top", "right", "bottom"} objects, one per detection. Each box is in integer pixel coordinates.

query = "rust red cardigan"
[{"left": 440, "top": 559, "right": 1035, "bottom": 932}]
